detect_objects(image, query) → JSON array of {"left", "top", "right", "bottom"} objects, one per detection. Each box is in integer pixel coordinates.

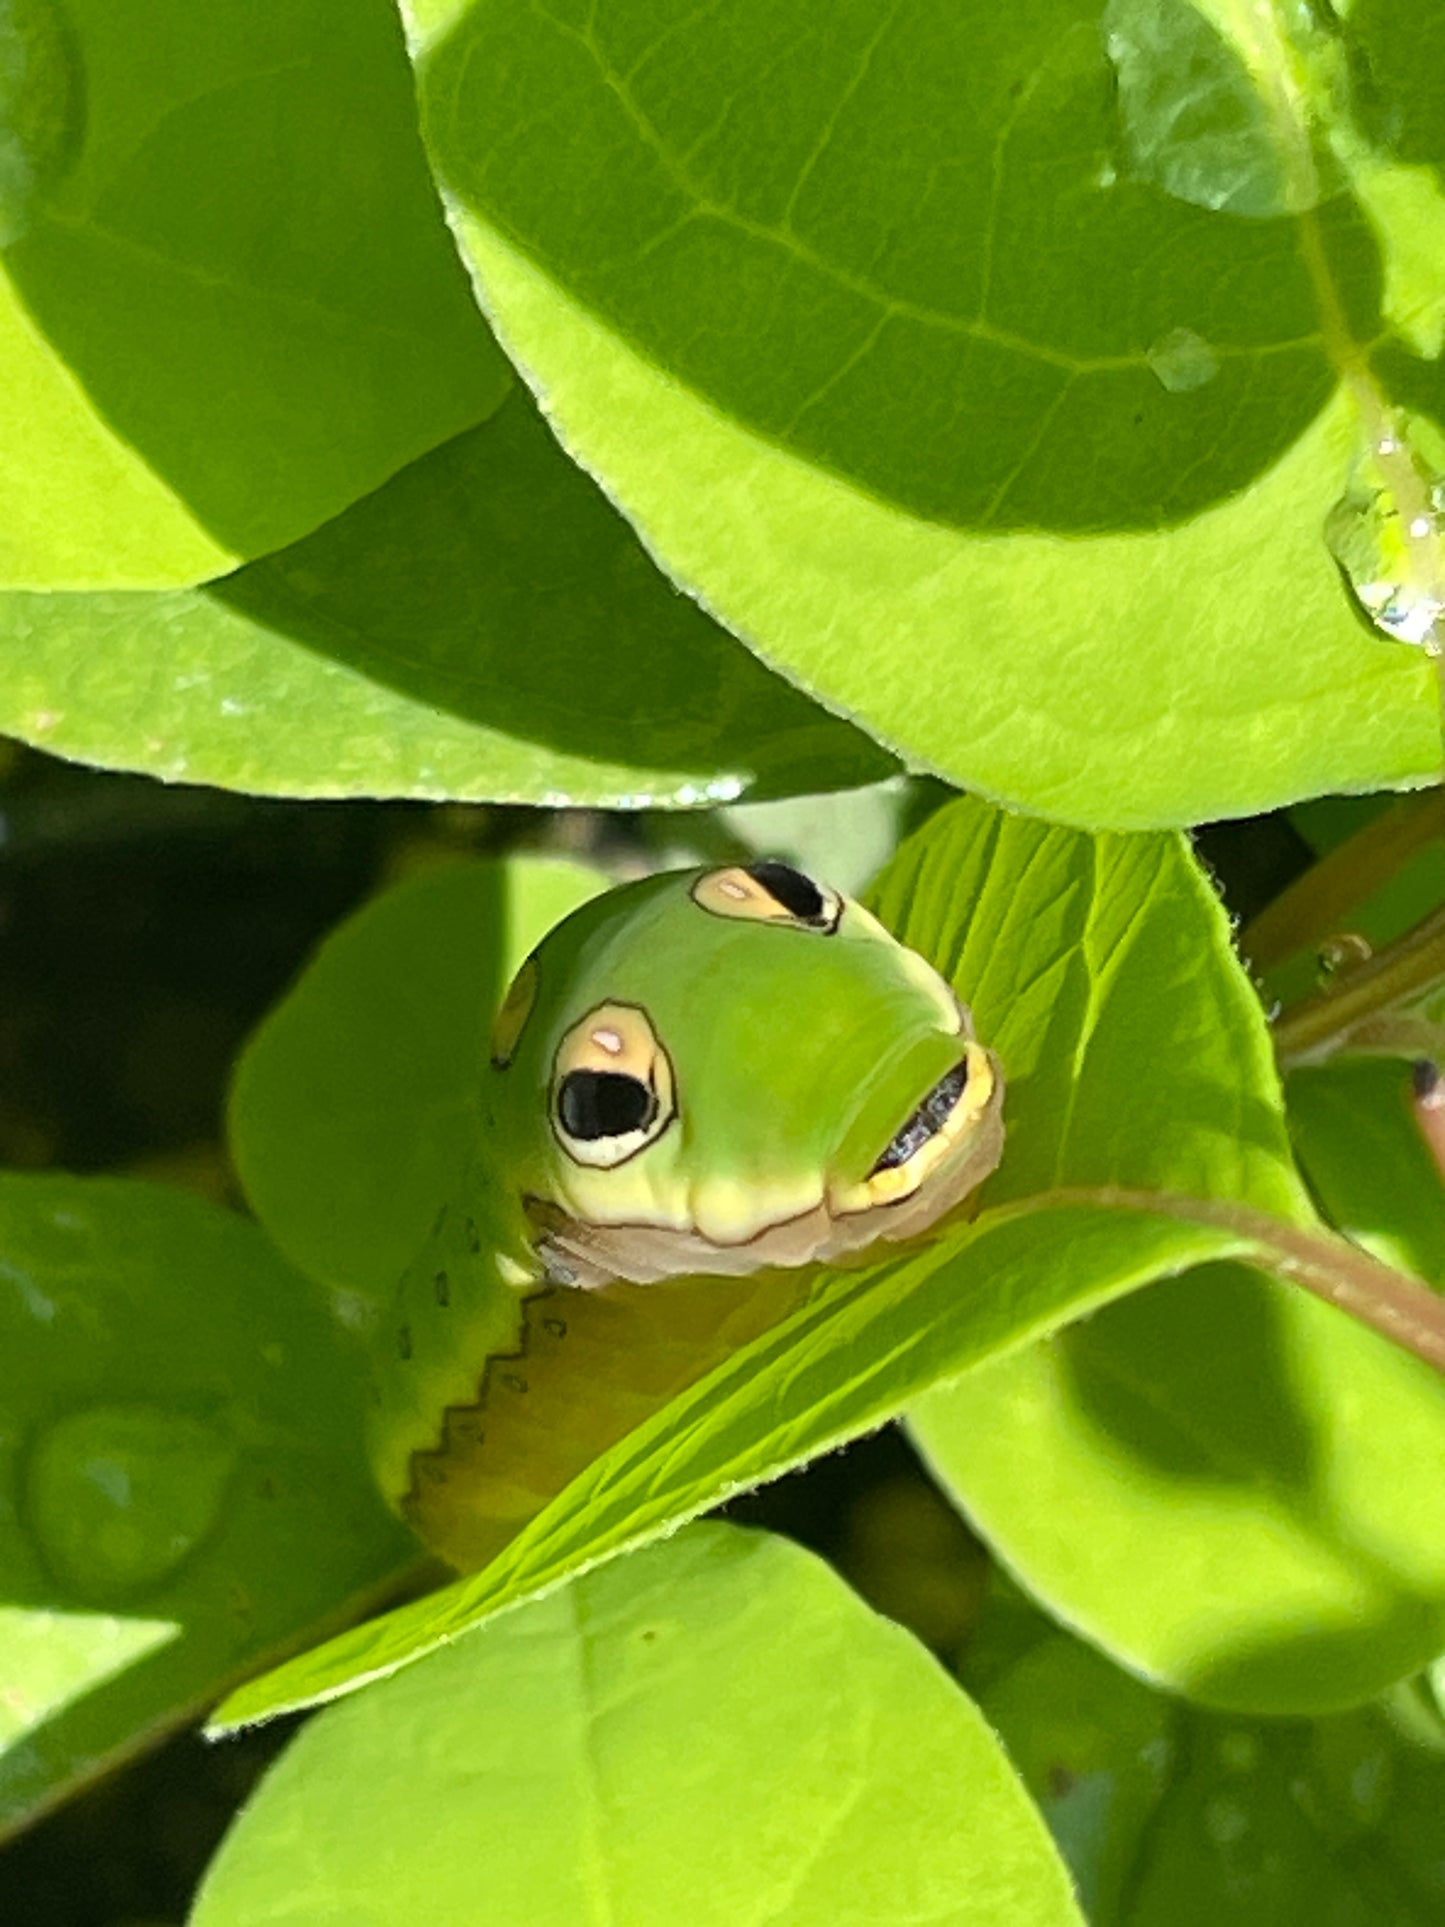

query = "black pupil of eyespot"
[
  {"left": 557, "top": 1069, "right": 655, "bottom": 1141},
  {"left": 746, "top": 860, "right": 826, "bottom": 924}
]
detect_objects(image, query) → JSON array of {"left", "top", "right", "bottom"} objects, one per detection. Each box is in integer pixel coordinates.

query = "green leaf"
[
  {"left": 866, "top": 797, "right": 1313, "bottom": 1221},
  {"left": 230, "top": 856, "right": 605, "bottom": 1306},
  {"left": 0, "top": 0, "right": 510, "bottom": 589},
  {"left": 1124, "top": 1699, "right": 1445, "bottom": 1925},
  {"left": 402, "top": 0, "right": 1442, "bottom": 827},
  {"left": 898, "top": 839, "right": 1445, "bottom": 1720},
  {"left": 194, "top": 1525, "right": 1084, "bottom": 1927},
  {"left": 968, "top": 1626, "right": 1178, "bottom": 1924},
  {"left": 212, "top": 796, "right": 1322, "bottom": 1725},
  {"left": 0, "top": 398, "right": 890, "bottom": 803},
  {"left": 968, "top": 1590, "right": 1445, "bottom": 1926},
  {"left": 0, "top": 1173, "right": 412, "bottom": 1841},
  {"left": 912, "top": 1259, "right": 1445, "bottom": 1715},
  {"left": 722, "top": 777, "right": 920, "bottom": 899}
]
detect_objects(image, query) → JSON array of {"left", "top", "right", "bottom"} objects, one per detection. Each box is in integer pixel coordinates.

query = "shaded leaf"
[
  {"left": 403, "top": 0, "right": 1441, "bottom": 826},
  {"left": 1, "top": 0, "right": 507, "bottom": 586},
  {"left": 0, "top": 1175, "right": 411, "bottom": 1841},
  {"left": 0, "top": 399, "right": 890, "bottom": 804}
]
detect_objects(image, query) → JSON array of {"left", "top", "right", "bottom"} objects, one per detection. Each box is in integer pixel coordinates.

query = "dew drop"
[
  {"left": 25, "top": 1405, "right": 237, "bottom": 1599},
  {"left": 1318, "top": 931, "right": 1372, "bottom": 975},
  {"left": 0, "top": 0, "right": 84, "bottom": 246},
  {"left": 1146, "top": 327, "right": 1218, "bottom": 393},
  {"left": 1326, "top": 420, "right": 1445, "bottom": 654}
]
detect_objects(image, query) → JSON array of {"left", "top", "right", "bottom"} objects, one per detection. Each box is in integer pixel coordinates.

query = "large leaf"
[
  {"left": 212, "top": 795, "right": 1325, "bottom": 1725},
  {"left": 0, "top": 0, "right": 508, "bottom": 587},
  {"left": 910, "top": 1051, "right": 1445, "bottom": 1715},
  {"left": 0, "top": 397, "right": 890, "bottom": 803},
  {"left": 194, "top": 1526, "right": 1085, "bottom": 1927},
  {"left": 404, "top": 0, "right": 1442, "bottom": 826},
  {"left": 0, "top": 1174, "right": 412, "bottom": 1842}
]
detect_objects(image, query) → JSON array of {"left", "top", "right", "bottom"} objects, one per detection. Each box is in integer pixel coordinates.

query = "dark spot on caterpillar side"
[
  {"left": 397, "top": 1324, "right": 412, "bottom": 1361},
  {"left": 500, "top": 1370, "right": 528, "bottom": 1394},
  {"left": 542, "top": 1315, "right": 567, "bottom": 1339},
  {"left": 433, "top": 1270, "right": 450, "bottom": 1307},
  {"left": 465, "top": 1217, "right": 480, "bottom": 1253},
  {"left": 432, "top": 1204, "right": 448, "bottom": 1235},
  {"left": 746, "top": 860, "right": 827, "bottom": 926},
  {"left": 421, "top": 1460, "right": 448, "bottom": 1484}
]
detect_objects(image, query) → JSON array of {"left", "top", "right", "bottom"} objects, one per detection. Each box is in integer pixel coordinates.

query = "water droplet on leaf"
[
  {"left": 1146, "top": 327, "right": 1218, "bottom": 393},
  {"left": 1326, "top": 415, "right": 1445, "bottom": 654},
  {"left": 25, "top": 1405, "right": 237, "bottom": 1599}
]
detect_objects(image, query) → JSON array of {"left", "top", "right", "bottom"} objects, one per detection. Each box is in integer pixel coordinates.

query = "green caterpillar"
[{"left": 369, "top": 862, "right": 1005, "bottom": 1569}]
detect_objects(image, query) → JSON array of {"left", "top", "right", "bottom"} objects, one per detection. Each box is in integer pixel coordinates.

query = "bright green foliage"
[
  {"left": 193, "top": 1526, "right": 1084, "bottom": 1927},
  {"left": 910, "top": 1047, "right": 1445, "bottom": 1715},
  {"left": 0, "top": 1173, "right": 412, "bottom": 1839},
  {"left": 0, "top": 0, "right": 508, "bottom": 587},
  {"left": 867, "top": 798, "right": 1311, "bottom": 1220},
  {"left": 404, "top": 0, "right": 1444, "bottom": 827},
  {"left": 212, "top": 793, "right": 1323, "bottom": 1725},
  {"left": 0, "top": 395, "right": 887, "bottom": 805},
  {"left": 3, "top": 3, "right": 1445, "bottom": 1915},
  {"left": 912, "top": 1264, "right": 1445, "bottom": 1713}
]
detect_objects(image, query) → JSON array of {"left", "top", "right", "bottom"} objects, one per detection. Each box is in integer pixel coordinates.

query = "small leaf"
[
  {"left": 229, "top": 857, "right": 605, "bottom": 1305},
  {"left": 970, "top": 1590, "right": 1445, "bottom": 1926},
  {"left": 911, "top": 1261, "right": 1445, "bottom": 1714}
]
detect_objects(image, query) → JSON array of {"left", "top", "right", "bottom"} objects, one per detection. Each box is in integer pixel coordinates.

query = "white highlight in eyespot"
[{"left": 592, "top": 1028, "right": 624, "bottom": 1055}]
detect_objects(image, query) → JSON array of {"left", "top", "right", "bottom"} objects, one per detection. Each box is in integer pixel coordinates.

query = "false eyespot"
[
  {"left": 550, "top": 1001, "right": 676, "bottom": 1169},
  {"left": 691, "top": 861, "right": 842, "bottom": 932}
]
